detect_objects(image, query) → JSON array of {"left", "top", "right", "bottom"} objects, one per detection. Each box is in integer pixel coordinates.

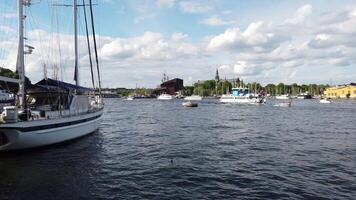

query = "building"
[
  {"left": 324, "top": 83, "right": 356, "bottom": 98},
  {"left": 153, "top": 78, "right": 184, "bottom": 95}
]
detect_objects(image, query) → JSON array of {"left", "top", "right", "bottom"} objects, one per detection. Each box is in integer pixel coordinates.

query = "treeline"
[
  {"left": 184, "top": 78, "right": 329, "bottom": 96},
  {"left": 0, "top": 67, "right": 18, "bottom": 79},
  {"left": 114, "top": 87, "right": 153, "bottom": 97}
]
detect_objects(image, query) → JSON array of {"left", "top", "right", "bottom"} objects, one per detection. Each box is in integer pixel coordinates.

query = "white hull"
[
  {"left": 319, "top": 99, "right": 331, "bottom": 104},
  {"left": 274, "top": 102, "right": 291, "bottom": 107},
  {"left": 219, "top": 96, "right": 264, "bottom": 104},
  {"left": 276, "top": 95, "right": 290, "bottom": 100},
  {"left": 184, "top": 96, "right": 202, "bottom": 101},
  {"left": 157, "top": 94, "right": 174, "bottom": 100},
  {"left": 0, "top": 110, "right": 103, "bottom": 151}
]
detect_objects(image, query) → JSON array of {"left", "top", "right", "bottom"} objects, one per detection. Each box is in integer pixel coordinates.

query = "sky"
[{"left": 0, "top": 0, "right": 356, "bottom": 88}]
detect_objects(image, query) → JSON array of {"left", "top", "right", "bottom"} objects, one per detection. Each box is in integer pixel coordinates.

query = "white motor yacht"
[{"left": 219, "top": 88, "right": 264, "bottom": 104}]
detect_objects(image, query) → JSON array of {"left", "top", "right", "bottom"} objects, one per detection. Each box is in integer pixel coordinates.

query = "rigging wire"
[
  {"left": 88, "top": 0, "right": 102, "bottom": 94},
  {"left": 82, "top": 0, "right": 96, "bottom": 90}
]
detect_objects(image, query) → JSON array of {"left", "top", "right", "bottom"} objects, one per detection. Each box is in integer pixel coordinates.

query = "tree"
[
  {"left": 276, "top": 83, "right": 285, "bottom": 95},
  {"left": 265, "top": 84, "right": 276, "bottom": 96}
]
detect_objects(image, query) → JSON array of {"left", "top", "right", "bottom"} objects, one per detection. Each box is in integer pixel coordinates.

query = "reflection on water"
[{"left": 1, "top": 98, "right": 356, "bottom": 199}]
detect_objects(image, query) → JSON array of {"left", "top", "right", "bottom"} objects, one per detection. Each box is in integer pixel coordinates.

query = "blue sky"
[{"left": 1, "top": 0, "right": 356, "bottom": 88}]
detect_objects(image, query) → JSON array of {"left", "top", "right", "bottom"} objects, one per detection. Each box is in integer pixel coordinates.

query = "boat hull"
[
  {"left": 219, "top": 97, "right": 264, "bottom": 104},
  {"left": 275, "top": 96, "right": 290, "bottom": 100},
  {"left": 157, "top": 95, "right": 174, "bottom": 100},
  {"left": 184, "top": 96, "right": 202, "bottom": 101},
  {"left": 0, "top": 110, "right": 102, "bottom": 151}
]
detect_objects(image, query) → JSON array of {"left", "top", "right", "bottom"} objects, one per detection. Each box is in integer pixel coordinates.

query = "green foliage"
[
  {"left": 0, "top": 68, "right": 18, "bottom": 79},
  {"left": 189, "top": 78, "right": 329, "bottom": 96}
]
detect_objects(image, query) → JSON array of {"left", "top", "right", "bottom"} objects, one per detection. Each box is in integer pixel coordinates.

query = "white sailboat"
[{"left": 0, "top": 0, "right": 103, "bottom": 151}]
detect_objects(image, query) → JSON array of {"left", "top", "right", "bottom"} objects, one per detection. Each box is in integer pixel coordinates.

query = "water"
[{"left": 1, "top": 98, "right": 356, "bottom": 199}]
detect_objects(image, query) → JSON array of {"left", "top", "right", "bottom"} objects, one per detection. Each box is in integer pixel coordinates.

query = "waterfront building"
[
  {"left": 153, "top": 78, "right": 184, "bottom": 95},
  {"left": 324, "top": 83, "right": 356, "bottom": 98}
]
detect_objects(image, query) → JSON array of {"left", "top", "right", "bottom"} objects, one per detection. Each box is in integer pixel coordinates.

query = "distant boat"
[
  {"left": 319, "top": 98, "right": 331, "bottom": 104},
  {"left": 275, "top": 94, "right": 290, "bottom": 100},
  {"left": 219, "top": 88, "right": 264, "bottom": 104},
  {"left": 126, "top": 96, "right": 134, "bottom": 101},
  {"left": 297, "top": 93, "right": 312, "bottom": 99},
  {"left": 157, "top": 94, "right": 175, "bottom": 100},
  {"left": 184, "top": 95, "right": 202, "bottom": 101}
]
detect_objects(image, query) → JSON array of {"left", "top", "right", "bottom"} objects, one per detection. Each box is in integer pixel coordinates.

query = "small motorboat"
[
  {"left": 275, "top": 94, "right": 290, "bottom": 100},
  {"left": 319, "top": 98, "right": 331, "bottom": 104},
  {"left": 157, "top": 94, "right": 175, "bottom": 100},
  {"left": 182, "top": 101, "right": 198, "bottom": 107}
]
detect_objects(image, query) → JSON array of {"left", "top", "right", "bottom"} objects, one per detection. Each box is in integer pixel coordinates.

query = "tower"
[{"left": 215, "top": 69, "right": 220, "bottom": 83}]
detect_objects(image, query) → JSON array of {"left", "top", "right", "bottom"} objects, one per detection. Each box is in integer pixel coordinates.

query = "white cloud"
[
  {"left": 171, "top": 32, "right": 188, "bottom": 41},
  {"left": 208, "top": 21, "right": 286, "bottom": 52},
  {"left": 156, "top": 0, "right": 176, "bottom": 8},
  {"left": 2, "top": 3, "right": 356, "bottom": 87},
  {"left": 284, "top": 4, "right": 313, "bottom": 25},
  {"left": 100, "top": 32, "right": 199, "bottom": 61},
  {"left": 179, "top": 1, "right": 213, "bottom": 14},
  {"left": 200, "top": 16, "right": 236, "bottom": 26},
  {"left": 204, "top": 4, "right": 356, "bottom": 84}
]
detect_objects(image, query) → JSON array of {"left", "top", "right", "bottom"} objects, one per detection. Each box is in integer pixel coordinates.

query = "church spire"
[{"left": 215, "top": 69, "right": 220, "bottom": 82}]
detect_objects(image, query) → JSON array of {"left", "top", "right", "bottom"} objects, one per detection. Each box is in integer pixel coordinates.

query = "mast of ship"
[
  {"left": 16, "top": 0, "right": 31, "bottom": 110},
  {"left": 73, "top": 0, "right": 79, "bottom": 86}
]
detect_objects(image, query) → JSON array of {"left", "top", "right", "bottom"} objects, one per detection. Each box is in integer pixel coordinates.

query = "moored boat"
[
  {"left": 319, "top": 98, "right": 331, "bottom": 104},
  {"left": 184, "top": 95, "right": 202, "bottom": 101},
  {"left": 126, "top": 96, "right": 134, "bottom": 101},
  {"left": 297, "top": 93, "right": 312, "bottom": 99},
  {"left": 219, "top": 88, "right": 264, "bottom": 104},
  {"left": 0, "top": 0, "right": 103, "bottom": 151},
  {"left": 157, "top": 93, "right": 175, "bottom": 100},
  {"left": 275, "top": 94, "right": 290, "bottom": 100}
]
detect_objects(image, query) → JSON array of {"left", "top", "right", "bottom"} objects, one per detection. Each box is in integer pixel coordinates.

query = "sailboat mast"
[
  {"left": 73, "top": 0, "right": 79, "bottom": 86},
  {"left": 16, "top": 0, "right": 26, "bottom": 110}
]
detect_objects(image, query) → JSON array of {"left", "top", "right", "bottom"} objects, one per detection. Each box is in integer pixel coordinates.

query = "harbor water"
[{"left": 1, "top": 98, "right": 356, "bottom": 199}]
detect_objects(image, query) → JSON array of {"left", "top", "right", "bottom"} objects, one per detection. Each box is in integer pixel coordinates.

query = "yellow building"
[{"left": 324, "top": 83, "right": 356, "bottom": 99}]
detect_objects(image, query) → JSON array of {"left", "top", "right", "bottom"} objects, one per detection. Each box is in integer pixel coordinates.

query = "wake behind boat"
[
  {"left": 219, "top": 87, "right": 264, "bottom": 104},
  {"left": 0, "top": 0, "right": 103, "bottom": 151}
]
